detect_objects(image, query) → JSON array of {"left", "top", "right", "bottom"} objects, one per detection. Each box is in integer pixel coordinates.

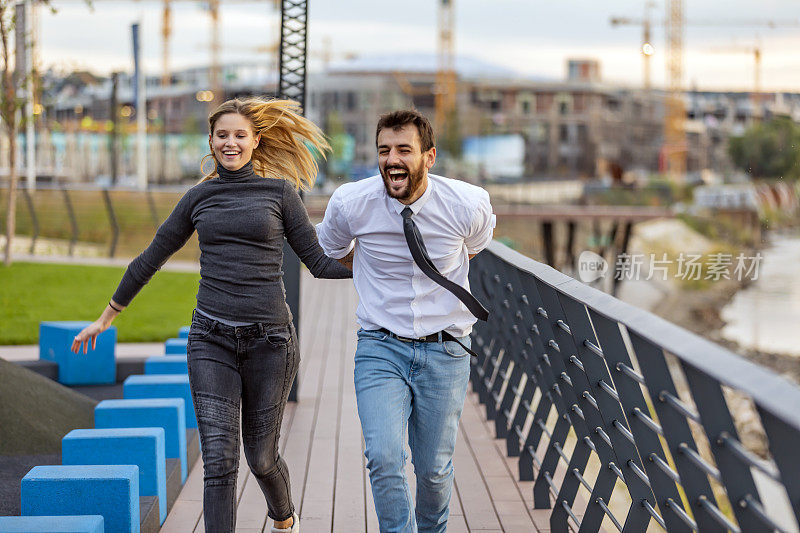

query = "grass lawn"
[{"left": 0, "top": 262, "right": 200, "bottom": 344}]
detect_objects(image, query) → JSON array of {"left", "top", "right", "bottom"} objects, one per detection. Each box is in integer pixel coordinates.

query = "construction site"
[
  {"left": 0, "top": 0, "right": 796, "bottom": 187},
  {"left": 2, "top": 2, "right": 800, "bottom": 532}
]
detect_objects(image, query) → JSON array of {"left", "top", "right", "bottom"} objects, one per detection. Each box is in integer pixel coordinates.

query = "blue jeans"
[
  {"left": 186, "top": 311, "right": 299, "bottom": 532},
  {"left": 354, "top": 329, "right": 472, "bottom": 533}
]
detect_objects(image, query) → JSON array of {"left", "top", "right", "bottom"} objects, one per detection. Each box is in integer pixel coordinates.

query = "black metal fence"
[
  {"left": 0, "top": 183, "right": 201, "bottom": 261},
  {"left": 469, "top": 240, "right": 800, "bottom": 532}
]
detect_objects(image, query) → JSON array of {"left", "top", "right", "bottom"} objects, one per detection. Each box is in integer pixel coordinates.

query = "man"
[{"left": 317, "top": 109, "right": 495, "bottom": 532}]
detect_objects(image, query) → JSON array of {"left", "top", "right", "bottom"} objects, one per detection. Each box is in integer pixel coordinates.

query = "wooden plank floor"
[{"left": 162, "top": 272, "right": 550, "bottom": 532}]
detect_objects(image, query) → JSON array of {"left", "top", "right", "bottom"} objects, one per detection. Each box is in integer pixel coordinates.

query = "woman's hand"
[{"left": 71, "top": 301, "right": 125, "bottom": 354}]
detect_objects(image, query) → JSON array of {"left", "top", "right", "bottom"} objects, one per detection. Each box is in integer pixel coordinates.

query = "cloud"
[{"left": 37, "top": 0, "right": 800, "bottom": 91}]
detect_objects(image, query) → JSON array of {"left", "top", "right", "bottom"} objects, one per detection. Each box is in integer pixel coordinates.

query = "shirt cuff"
[{"left": 326, "top": 239, "right": 355, "bottom": 260}]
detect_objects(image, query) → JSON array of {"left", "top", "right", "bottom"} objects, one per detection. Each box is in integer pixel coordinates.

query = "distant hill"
[{"left": 0, "top": 358, "right": 96, "bottom": 456}]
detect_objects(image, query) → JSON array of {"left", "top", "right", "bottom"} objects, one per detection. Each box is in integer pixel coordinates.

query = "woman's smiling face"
[{"left": 210, "top": 113, "right": 260, "bottom": 171}]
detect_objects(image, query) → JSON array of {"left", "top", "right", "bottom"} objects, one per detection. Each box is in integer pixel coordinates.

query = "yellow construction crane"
[
  {"left": 160, "top": 0, "right": 280, "bottom": 106},
  {"left": 612, "top": 7, "right": 800, "bottom": 180},
  {"left": 208, "top": 0, "right": 221, "bottom": 106},
  {"left": 610, "top": 1, "right": 657, "bottom": 91},
  {"left": 611, "top": 13, "right": 800, "bottom": 90},
  {"left": 162, "top": 0, "right": 220, "bottom": 106},
  {"left": 435, "top": 0, "right": 456, "bottom": 145},
  {"left": 162, "top": 0, "right": 171, "bottom": 87},
  {"left": 664, "top": 0, "right": 684, "bottom": 180},
  {"left": 710, "top": 42, "right": 763, "bottom": 120}
]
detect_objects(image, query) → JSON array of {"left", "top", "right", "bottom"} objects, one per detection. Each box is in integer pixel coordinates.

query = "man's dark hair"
[{"left": 375, "top": 109, "right": 435, "bottom": 152}]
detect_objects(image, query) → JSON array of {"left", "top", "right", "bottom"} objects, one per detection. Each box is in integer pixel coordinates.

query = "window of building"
[
  {"left": 519, "top": 93, "right": 535, "bottom": 115},
  {"left": 556, "top": 93, "right": 573, "bottom": 116}
]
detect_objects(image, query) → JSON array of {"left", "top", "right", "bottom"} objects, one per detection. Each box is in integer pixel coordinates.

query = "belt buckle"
[{"left": 395, "top": 334, "right": 416, "bottom": 343}]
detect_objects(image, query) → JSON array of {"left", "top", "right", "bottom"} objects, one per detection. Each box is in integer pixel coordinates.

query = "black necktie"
[{"left": 401, "top": 207, "right": 489, "bottom": 321}]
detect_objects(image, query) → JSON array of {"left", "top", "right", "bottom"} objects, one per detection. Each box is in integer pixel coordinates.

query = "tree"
[
  {"left": 2, "top": 0, "right": 21, "bottom": 265},
  {"left": 728, "top": 116, "right": 800, "bottom": 181},
  {"left": 1, "top": 0, "right": 55, "bottom": 265}
]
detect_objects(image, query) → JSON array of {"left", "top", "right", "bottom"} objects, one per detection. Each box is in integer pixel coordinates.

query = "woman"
[{"left": 71, "top": 98, "right": 352, "bottom": 533}]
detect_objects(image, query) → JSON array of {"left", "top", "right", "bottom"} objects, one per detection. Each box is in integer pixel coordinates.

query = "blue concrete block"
[
  {"left": 0, "top": 515, "right": 104, "bottom": 533},
  {"left": 123, "top": 374, "right": 195, "bottom": 429},
  {"left": 164, "top": 338, "right": 188, "bottom": 354},
  {"left": 178, "top": 326, "right": 191, "bottom": 338},
  {"left": 22, "top": 465, "right": 139, "bottom": 533},
  {"left": 144, "top": 355, "right": 188, "bottom": 375},
  {"left": 63, "top": 428, "right": 167, "bottom": 525},
  {"left": 39, "top": 321, "right": 116, "bottom": 385},
  {"left": 94, "top": 398, "right": 187, "bottom": 482}
]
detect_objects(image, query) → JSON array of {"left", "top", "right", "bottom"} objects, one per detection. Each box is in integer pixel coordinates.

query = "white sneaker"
[{"left": 271, "top": 512, "right": 299, "bottom": 533}]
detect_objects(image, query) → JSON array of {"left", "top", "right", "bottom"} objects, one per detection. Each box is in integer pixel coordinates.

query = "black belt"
[
  {"left": 377, "top": 327, "right": 479, "bottom": 359},
  {"left": 378, "top": 327, "right": 443, "bottom": 343}
]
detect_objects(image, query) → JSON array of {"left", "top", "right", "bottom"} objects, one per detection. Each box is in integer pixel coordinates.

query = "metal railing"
[
  {"left": 0, "top": 183, "right": 200, "bottom": 261},
  {"left": 469, "top": 240, "right": 800, "bottom": 532}
]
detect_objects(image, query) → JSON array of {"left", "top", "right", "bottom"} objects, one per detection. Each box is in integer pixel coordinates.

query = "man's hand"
[{"left": 337, "top": 249, "right": 355, "bottom": 270}]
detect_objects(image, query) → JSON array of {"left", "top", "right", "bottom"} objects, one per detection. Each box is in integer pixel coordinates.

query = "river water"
[{"left": 721, "top": 234, "right": 800, "bottom": 357}]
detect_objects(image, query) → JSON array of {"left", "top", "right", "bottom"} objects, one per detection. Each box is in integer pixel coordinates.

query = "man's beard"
[{"left": 380, "top": 162, "right": 425, "bottom": 201}]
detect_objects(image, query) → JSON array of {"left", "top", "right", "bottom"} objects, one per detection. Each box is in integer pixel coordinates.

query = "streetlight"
[{"left": 195, "top": 90, "right": 214, "bottom": 102}]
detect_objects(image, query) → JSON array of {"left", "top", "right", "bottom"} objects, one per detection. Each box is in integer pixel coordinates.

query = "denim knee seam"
[{"left": 205, "top": 478, "right": 237, "bottom": 487}]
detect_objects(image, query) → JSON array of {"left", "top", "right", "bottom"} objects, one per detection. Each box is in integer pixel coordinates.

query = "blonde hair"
[{"left": 200, "top": 97, "right": 330, "bottom": 189}]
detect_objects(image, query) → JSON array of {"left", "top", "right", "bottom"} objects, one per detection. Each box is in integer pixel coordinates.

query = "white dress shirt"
[{"left": 317, "top": 174, "right": 496, "bottom": 338}]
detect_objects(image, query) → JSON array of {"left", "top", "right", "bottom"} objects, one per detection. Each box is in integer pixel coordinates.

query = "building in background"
[{"left": 26, "top": 57, "right": 800, "bottom": 185}]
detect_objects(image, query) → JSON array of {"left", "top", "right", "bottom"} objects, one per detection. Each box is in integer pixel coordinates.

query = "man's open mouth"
[{"left": 387, "top": 168, "right": 408, "bottom": 182}]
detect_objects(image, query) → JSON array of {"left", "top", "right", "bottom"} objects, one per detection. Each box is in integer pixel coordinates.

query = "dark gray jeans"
[{"left": 186, "top": 311, "right": 298, "bottom": 532}]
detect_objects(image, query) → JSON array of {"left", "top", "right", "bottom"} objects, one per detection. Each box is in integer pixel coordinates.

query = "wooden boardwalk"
[{"left": 161, "top": 274, "right": 550, "bottom": 532}]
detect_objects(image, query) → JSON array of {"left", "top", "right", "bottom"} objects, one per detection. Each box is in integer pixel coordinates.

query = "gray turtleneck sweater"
[{"left": 112, "top": 162, "right": 352, "bottom": 324}]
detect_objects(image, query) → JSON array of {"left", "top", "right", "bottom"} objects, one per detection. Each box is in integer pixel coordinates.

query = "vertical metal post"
[
  {"left": 101, "top": 189, "right": 119, "bottom": 258},
  {"left": 110, "top": 72, "right": 120, "bottom": 186},
  {"left": 564, "top": 220, "right": 576, "bottom": 272},
  {"left": 540, "top": 221, "right": 555, "bottom": 266},
  {"left": 612, "top": 221, "right": 634, "bottom": 296},
  {"left": 146, "top": 190, "right": 160, "bottom": 229},
  {"left": 132, "top": 22, "right": 147, "bottom": 189},
  {"left": 278, "top": 0, "right": 308, "bottom": 402},
  {"left": 61, "top": 186, "right": 78, "bottom": 257},
  {"left": 22, "top": 186, "right": 37, "bottom": 254},
  {"left": 23, "top": 0, "right": 35, "bottom": 191}
]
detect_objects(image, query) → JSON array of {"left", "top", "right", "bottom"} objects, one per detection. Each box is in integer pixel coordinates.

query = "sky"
[{"left": 38, "top": 0, "right": 800, "bottom": 92}]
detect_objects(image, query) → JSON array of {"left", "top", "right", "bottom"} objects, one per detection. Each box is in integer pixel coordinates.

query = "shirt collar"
[{"left": 389, "top": 175, "right": 434, "bottom": 215}]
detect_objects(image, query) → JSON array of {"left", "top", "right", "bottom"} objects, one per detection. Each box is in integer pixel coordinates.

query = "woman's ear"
[{"left": 254, "top": 134, "right": 261, "bottom": 148}]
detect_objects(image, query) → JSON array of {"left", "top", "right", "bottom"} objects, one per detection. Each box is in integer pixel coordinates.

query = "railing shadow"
[{"left": 470, "top": 240, "right": 800, "bottom": 533}]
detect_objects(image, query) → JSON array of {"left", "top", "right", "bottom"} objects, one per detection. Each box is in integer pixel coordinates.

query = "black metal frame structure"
[
  {"left": 469, "top": 240, "right": 800, "bottom": 532},
  {"left": 277, "top": 0, "right": 309, "bottom": 111},
  {"left": 278, "top": 0, "right": 309, "bottom": 402}
]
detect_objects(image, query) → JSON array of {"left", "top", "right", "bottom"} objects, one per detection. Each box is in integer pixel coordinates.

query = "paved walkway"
[
  {"left": 0, "top": 343, "right": 166, "bottom": 362},
  {"left": 161, "top": 274, "right": 551, "bottom": 532}
]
